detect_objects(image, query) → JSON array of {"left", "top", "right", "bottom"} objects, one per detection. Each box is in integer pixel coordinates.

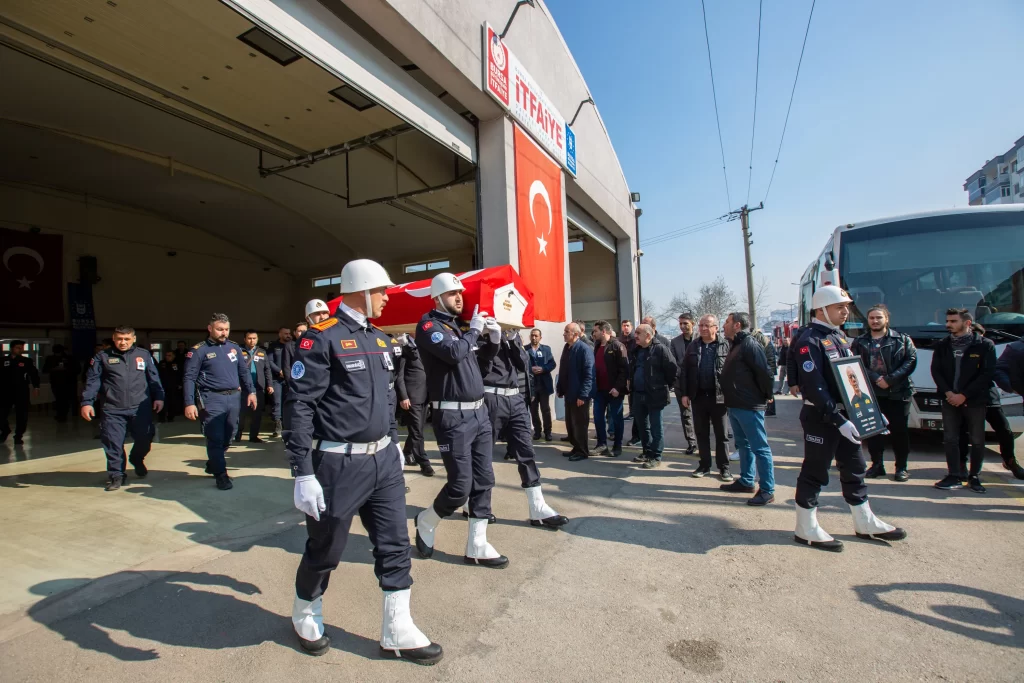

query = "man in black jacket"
[
  {"left": 593, "top": 321, "right": 630, "bottom": 456},
  {"left": 679, "top": 315, "right": 733, "bottom": 481},
  {"left": 930, "top": 308, "right": 997, "bottom": 493},
  {"left": 851, "top": 305, "right": 917, "bottom": 482},
  {"left": 996, "top": 340, "right": 1024, "bottom": 396},
  {"left": 236, "top": 330, "right": 274, "bottom": 442},
  {"left": 775, "top": 337, "right": 790, "bottom": 395},
  {"left": 670, "top": 313, "right": 697, "bottom": 454},
  {"left": 718, "top": 312, "right": 775, "bottom": 505},
  {"left": 42, "top": 344, "right": 79, "bottom": 423},
  {"left": 395, "top": 334, "right": 434, "bottom": 476},
  {"left": 267, "top": 326, "right": 291, "bottom": 437},
  {"left": 628, "top": 324, "right": 677, "bottom": 468}
]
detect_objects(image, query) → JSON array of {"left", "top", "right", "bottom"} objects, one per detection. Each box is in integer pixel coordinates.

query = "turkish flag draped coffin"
[
  {"left": 326, "top": 264, "right": 535, "bottom": 333},
  {"left": 514, "top": 124, "right": 566, "bottom": 322},
  {"left": 0, "top": 228, "right": 64, "bottom": 324}
]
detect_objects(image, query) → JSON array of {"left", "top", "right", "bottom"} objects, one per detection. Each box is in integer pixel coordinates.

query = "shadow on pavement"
[
  {"left": 563, "top": 514, "right": 793, "bottom": 554},
  {"left": 26, "top": 571, "right": 380, "bottom": 661},
  {"left": 854, "top": 582, "right": 1024, "bottom": 649}
]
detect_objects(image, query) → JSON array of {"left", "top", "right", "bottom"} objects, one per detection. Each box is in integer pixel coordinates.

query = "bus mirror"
[{"left": 824, "top": 257, "right": 835, "bottom": 272}]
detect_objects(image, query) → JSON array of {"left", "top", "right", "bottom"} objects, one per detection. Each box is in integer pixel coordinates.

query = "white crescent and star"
[
  {"left": 3, "top": 246, "right": 45, "bottom": 290},
  {"left": 528, "top": 179, "right": 552, "bottom": 255}
]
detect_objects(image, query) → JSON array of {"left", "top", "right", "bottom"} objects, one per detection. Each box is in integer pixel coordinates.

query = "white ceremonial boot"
[
  {"left": 414, "top": 507, "right": 441, "bottom": 558},
  {"left": 850, "top": 501, "right": 907, "bottom": 541},
  {"left": 526, "top": 486, "right": 568, "bottom": 529},
  {"left": 794, "top": 506, "right": 844, "bottom": 552},
  {"left": 292, "top": 595, "right": 329, "bottom": 655},
  {"left": 464, "top": 517, "right": 509, "bottom": 568},
  {"left": 379, "top": 589, "right": 443, "bottom": 665}
]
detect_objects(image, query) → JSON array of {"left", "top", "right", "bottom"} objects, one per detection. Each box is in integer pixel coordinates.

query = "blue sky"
[{"left": 545, "top": 0, "right": 1024, "bottom": 320}]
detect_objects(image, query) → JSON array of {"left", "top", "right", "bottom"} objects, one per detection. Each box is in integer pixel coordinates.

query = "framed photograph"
[{"left": 829, "top": 356, "right": 887, "bottom": 439}]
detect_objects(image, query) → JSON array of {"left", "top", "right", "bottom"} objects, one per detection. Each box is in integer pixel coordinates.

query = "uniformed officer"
[
  {"left": 413, "top": 273, "right": 509, "bottom": 569},
  {"left": 286, "top": 259, "right": 441, "bottom": 664},
  {"left": 1, "top": 340, "right": 40, "bottom": 444},
  {"left": 793, "top": 285, "right": 906, "bottom": 552},
  {"left": 183, "top": 313, "right": 257, "bottom": 490},
  {"left": 479, "top": 326, "right": 568, "bottom": 529},
  {"left": 236, "top": 330, "right": 274, "bottom": 443},
  {"left": 280, "top": 321, "right": 309, "bottom": 433},
  {"left": 81, "top": 326, "right": 165, "bottom": 491},
  {"left": 267, "top": 326, "right": 292, "bottom": 437},
  {"left": 157, "top": 350, "right": 184, "bottom": 421}
]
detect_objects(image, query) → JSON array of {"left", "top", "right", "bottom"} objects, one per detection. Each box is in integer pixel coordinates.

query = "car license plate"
[{"left": 923, "top": 419, "right": 942, "bottom": 430}]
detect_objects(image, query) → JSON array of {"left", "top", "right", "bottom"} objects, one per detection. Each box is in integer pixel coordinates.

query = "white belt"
[
  {"left": 317, "top": 435, "right": 391, "bottom": 455},
  {"left": 484, "top": 386, "right": 519, "bottom": 396},
  {"left": 431, "top": 399, "right": 484, "bottom": 410}
]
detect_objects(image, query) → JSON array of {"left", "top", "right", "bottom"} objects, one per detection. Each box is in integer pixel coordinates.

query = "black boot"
[
  {"left": 271, "top": 420, "right": 282, "bottom": 438},
  {"left": 864, "top": 462, "right": 886, "bottom": 478},
  {"left": 1003, "top": 457, "right": 1024, "bottom": 480}
]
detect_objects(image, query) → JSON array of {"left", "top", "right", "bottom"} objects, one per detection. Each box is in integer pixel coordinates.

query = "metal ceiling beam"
[{"left": 258, "top": 123, "right": 413, "bottom": 177}]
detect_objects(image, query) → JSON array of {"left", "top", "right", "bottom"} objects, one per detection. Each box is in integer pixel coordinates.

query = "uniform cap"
[
  {"left": 811, "top": 285, "right": 854, "bottom": 309},
  {"left": 430, "top": 272, "right": 465, "bottom": 298},
  {"left": 338, "top": 259, "right": 395, "bottom": 294}
]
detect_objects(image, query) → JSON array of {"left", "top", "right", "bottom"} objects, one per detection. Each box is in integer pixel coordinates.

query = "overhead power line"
[
  {"left": 762, "top": 0, "right": 816, "bottom": 205},
  {"left": 745, "top": 0, "right": 763, "bottom": 206},
  {"left": 700, "top": 0, "right": 732, "bottom": 212},
  {"left": 641, "top": 214, "right": 736, "bottom": 248}
]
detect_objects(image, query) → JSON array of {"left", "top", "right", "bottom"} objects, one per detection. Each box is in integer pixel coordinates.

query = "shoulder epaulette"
[
  {"left": 311, "top": 318, "right": 339, "bottom": 332},
  {"left": 192, "top": 343, "right": 203, "bottom": 349}
]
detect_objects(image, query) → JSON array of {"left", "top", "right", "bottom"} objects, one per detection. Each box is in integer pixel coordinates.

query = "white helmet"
[
  {"left": 304, "top": 299, "right": 329, "bottom": 323},
  {"left": 430, "top": 272, "right": 465, "bottom": 298},
  {"left": 339, "top": 259, "right": 395, "bottom": 294},
  {"left": 811, "top": 285, "right": 853, "bottom": 309}
]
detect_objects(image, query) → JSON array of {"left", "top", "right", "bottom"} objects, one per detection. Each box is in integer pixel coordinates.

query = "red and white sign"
[
  {"left": 326, "top": 265, "right": 535, "bottom": 333},
  {"left": 483, "top": 23, "right": 575, "bottom": 176},
  {"left": 514, "top": 125, "right": 566, "bottom": 322}
]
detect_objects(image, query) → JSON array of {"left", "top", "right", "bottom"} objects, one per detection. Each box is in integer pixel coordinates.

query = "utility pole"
[{"left": 730, "top": 202, "right": 763, "bottom": 327}]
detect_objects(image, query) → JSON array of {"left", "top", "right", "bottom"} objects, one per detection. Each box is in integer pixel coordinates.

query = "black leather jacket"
[{"left": 851, "top": 328, "right": 917, "bottom": 400}]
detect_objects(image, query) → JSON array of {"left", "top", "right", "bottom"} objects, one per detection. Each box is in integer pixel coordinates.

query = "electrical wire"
[
  {"left": 745, "top": 0, "right": 763, "bottom": 206},
  {"left": 641, "top": 215, "right": 737, "bottom": 247},
  {"left": 640, "top": 215, "right": 727, "bottom": 245},
  {"left": 762, "top": 0, "right": 816, "bottom": 205},
  {"left": 701, "top": 0, "right": 732, "bottom": 212}
]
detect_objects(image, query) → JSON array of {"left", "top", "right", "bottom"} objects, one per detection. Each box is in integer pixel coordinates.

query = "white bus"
[{"left": 797, "top": 205, "right": 1024, "bottom": 435}]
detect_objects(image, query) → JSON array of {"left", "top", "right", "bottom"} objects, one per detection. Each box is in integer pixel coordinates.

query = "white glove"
[
  {"left": 838, "top": 420, "right": 861, "bottom": 445},
  {"left": 294, "top": 475, "right": 326, "bottom": 521},
  {"left": 469, "top": 305, "right": 487, "bottom": 333},
  {"left": 486, "top": 318, "right": 501, "bottom": 344}
]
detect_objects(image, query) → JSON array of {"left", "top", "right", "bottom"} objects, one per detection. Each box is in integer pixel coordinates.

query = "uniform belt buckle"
[{"left": 366, "top": 441, "right": 378, "bottom": 455}]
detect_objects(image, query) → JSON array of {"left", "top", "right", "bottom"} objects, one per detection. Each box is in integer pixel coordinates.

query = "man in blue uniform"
[
  {"left": 793, "top": 286, "right": 906, "bottom": 552},
  {"left": 285, "top": 259, "right": 441, "bottom": 663},
  {"left": 81, "top": 326, "right": 165, "bottom": 491},
  {"left": 479, "top": 326, "right": 568, "bottom": 529},
  {"left": 267, "top": 326, "right": 291, "bottom": 437},
  {"left": 413, "top": 273, "right": 509, "bottom": 569},
  {"left": 1, "top": 340, "right": 40, "bottom": 444},
  {"left": 236, "top": 330, "right": 274, "bottom": 443},
  {"left": 183, "top": 313, "right": 257, "bottom": 490}
]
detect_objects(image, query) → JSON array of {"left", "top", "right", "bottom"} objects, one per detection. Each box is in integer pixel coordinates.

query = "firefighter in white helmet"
[
  {"left": 412, "top": 272, "right": 509, "bottom": 568},
  {"left": 305, "top": 298, "right": 330, "bottom": 326},
  {"left": 286, "top": 258, "right": 441, "bottom": 663},
  {"left": 792, "top": 285, "right": 906, "bottom": 552}
]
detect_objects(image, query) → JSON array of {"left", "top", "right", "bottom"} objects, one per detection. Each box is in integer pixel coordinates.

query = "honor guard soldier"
[
  {"left": 285, "top": 259, "right": 441, "bottom": 663},
  {"left": 236, "top": 330, "right": 274, "bottom": 443},
  {"left": 81, "top": 326, "right": 165, "bottom": 491},
  {"left": 479, "top": 326, "right": 568, "bottom": 529},
  {"left": 413, "top": 273, "right": 509, "bottom": 569},
  {"left": 0, "top": 340, "right": 40, "bottom": 444},
  {"left": 183, "top": 313, "right": 257, "bottom": 490},
  {"left": 793, "top": 286, "right": 906, "bottom": 551},
  {"left": 280, "top": 320, "right": 309, "bottom": 433}
]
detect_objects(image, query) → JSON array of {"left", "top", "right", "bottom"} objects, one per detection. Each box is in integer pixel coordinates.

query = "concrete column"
[
  {"left": 477, "top": 115, "right": 518, "bottom": 269},
  {"left": 616, "top": 236, "right": 638, "bottom": 324}
]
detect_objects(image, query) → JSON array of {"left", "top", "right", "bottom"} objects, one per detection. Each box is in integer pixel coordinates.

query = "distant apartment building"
[{"left": 964, "top": 135, "right": 1024, "bottom": 205}]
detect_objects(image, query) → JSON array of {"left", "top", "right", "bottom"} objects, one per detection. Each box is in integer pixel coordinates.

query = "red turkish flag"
[
  {"left": 514, "top": 125, "right": 566, "bottom": 322},
  {"left": 0, "top": 228, "right": 64, "bottom": 324}
]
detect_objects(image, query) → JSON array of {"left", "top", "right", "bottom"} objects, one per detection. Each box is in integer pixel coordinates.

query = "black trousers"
[
  {"left": 402, "top": 400, "right": 429, "bottom": 465},
  {"left": 101, "top": 403, "right": 155, "bottom": 474},
  {"left": 271, "top": 380, "right": 286, "bottom": 421},
  {"left": 958, "top": 405, "right": 1015, "bottom": 471},
  {"left": 674, "top": 393, "right": 696, "bottom": 447},
  {"left": 53, "top": 385, "right": 75, "bottom": 422},
  {"left": 530, "top": 390, "right": 553, "bottom": 437},
  {"left": 236, "top": 391, "right": 266, "bottom": 440},
  {"left": 865, "top": 397, "right": 911, "bottom": 470},
  {"left": 0, "top": 394, "right": 29, "bottom": 438},
  {"left": 431, "top": 405, "right": 494, "bottom": 518},
  {"left": 692, "top": 392, "right": 729, "bottom": 470},
  {"left": 565, "top": 398, "right": 591, "bottom": 455},
  {"left": 485, "top": 392, "right": 541, "bottom": 488},
  {"left": 295, "top": 442, "right": 411, "bottom": 601},
  {"left": 795, "top": 414, "right": 868, "bottom": 508},
  {"left": 942, "top": 402, "right": 986, "bottom": 476}
]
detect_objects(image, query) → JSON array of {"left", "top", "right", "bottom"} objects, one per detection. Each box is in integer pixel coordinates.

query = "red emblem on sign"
[
  {"left": 422, "top": 322, "right": 433, "bottom": 330},
  {"left": 299, "top": 338, "right": 314, "bottom": 350}
]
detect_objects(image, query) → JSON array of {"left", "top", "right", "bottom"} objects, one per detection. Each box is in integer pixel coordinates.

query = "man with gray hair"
[
  {"left": 679, "top": 314, "right": 732, "bottom": 481},
  {"left": 629, "top": 324, "right": 678, "bottom": 468},
  {"left": 557, "top": 322, "right": 595, "bottom": 461}
]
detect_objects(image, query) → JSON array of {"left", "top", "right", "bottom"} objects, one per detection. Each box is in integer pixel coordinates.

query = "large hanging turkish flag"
[
  {"left": 0, "top": 228, "right": 64, "bottom": 324},
  {"left": 514, "top": 125, "right": 566, "bottom": 322}
]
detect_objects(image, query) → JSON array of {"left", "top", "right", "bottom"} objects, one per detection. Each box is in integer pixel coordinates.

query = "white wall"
[{"left": 569, "top": 241, "right": 617, "bottom": 323}]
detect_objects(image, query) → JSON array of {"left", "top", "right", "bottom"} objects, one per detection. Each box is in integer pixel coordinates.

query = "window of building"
[
  {"left": 312, "top": 275, "right": 342, "bottom": 288},
  {"left": 404, "top": 260, "right": 449, "bottom": 274},
  {"left": 1001, "top": 186, "right": 1012, "bottom": 198}
]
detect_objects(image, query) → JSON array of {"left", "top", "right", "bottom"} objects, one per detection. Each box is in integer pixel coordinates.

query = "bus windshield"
[{"left": 839, "top": 212, "right": 1024, "bottom": 338}]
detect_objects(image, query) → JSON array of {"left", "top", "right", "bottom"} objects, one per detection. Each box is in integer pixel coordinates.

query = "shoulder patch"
[
  {"left": 192, "top": 343, "right": 203, "bottom": 349},
  {"left": 311, "top": 318, "right": 338, "bottom": 332},
  {"left": 422, "top": 321, "right": 434, "bottom": 331}
]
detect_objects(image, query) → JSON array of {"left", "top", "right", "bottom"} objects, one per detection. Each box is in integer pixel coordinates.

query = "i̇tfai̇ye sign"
[{"left": 484, "top": 23, "right": 577, "bottom": 177}]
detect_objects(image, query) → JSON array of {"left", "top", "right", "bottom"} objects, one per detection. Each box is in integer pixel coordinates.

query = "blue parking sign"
[{"left": 565, "top": 125, "right": 577, "bottom": 176}]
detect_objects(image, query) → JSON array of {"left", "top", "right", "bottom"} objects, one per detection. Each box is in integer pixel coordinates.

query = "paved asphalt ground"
[{"left": 1, "top": 395, "right": 1023, "bottom": 682}]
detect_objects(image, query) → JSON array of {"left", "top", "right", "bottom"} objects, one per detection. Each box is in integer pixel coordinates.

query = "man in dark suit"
[
  {"left": 236, "top": 330, "right": 274, "bottom": 442},
  {"left": 396, "top": 333, "right": 434, "bottom": 477},
  {"left": 556, "top": 322, "right": 595, "bottom": 461},
  {"left": 526, "top": 328, "right": 556, "bottom": 441}
]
